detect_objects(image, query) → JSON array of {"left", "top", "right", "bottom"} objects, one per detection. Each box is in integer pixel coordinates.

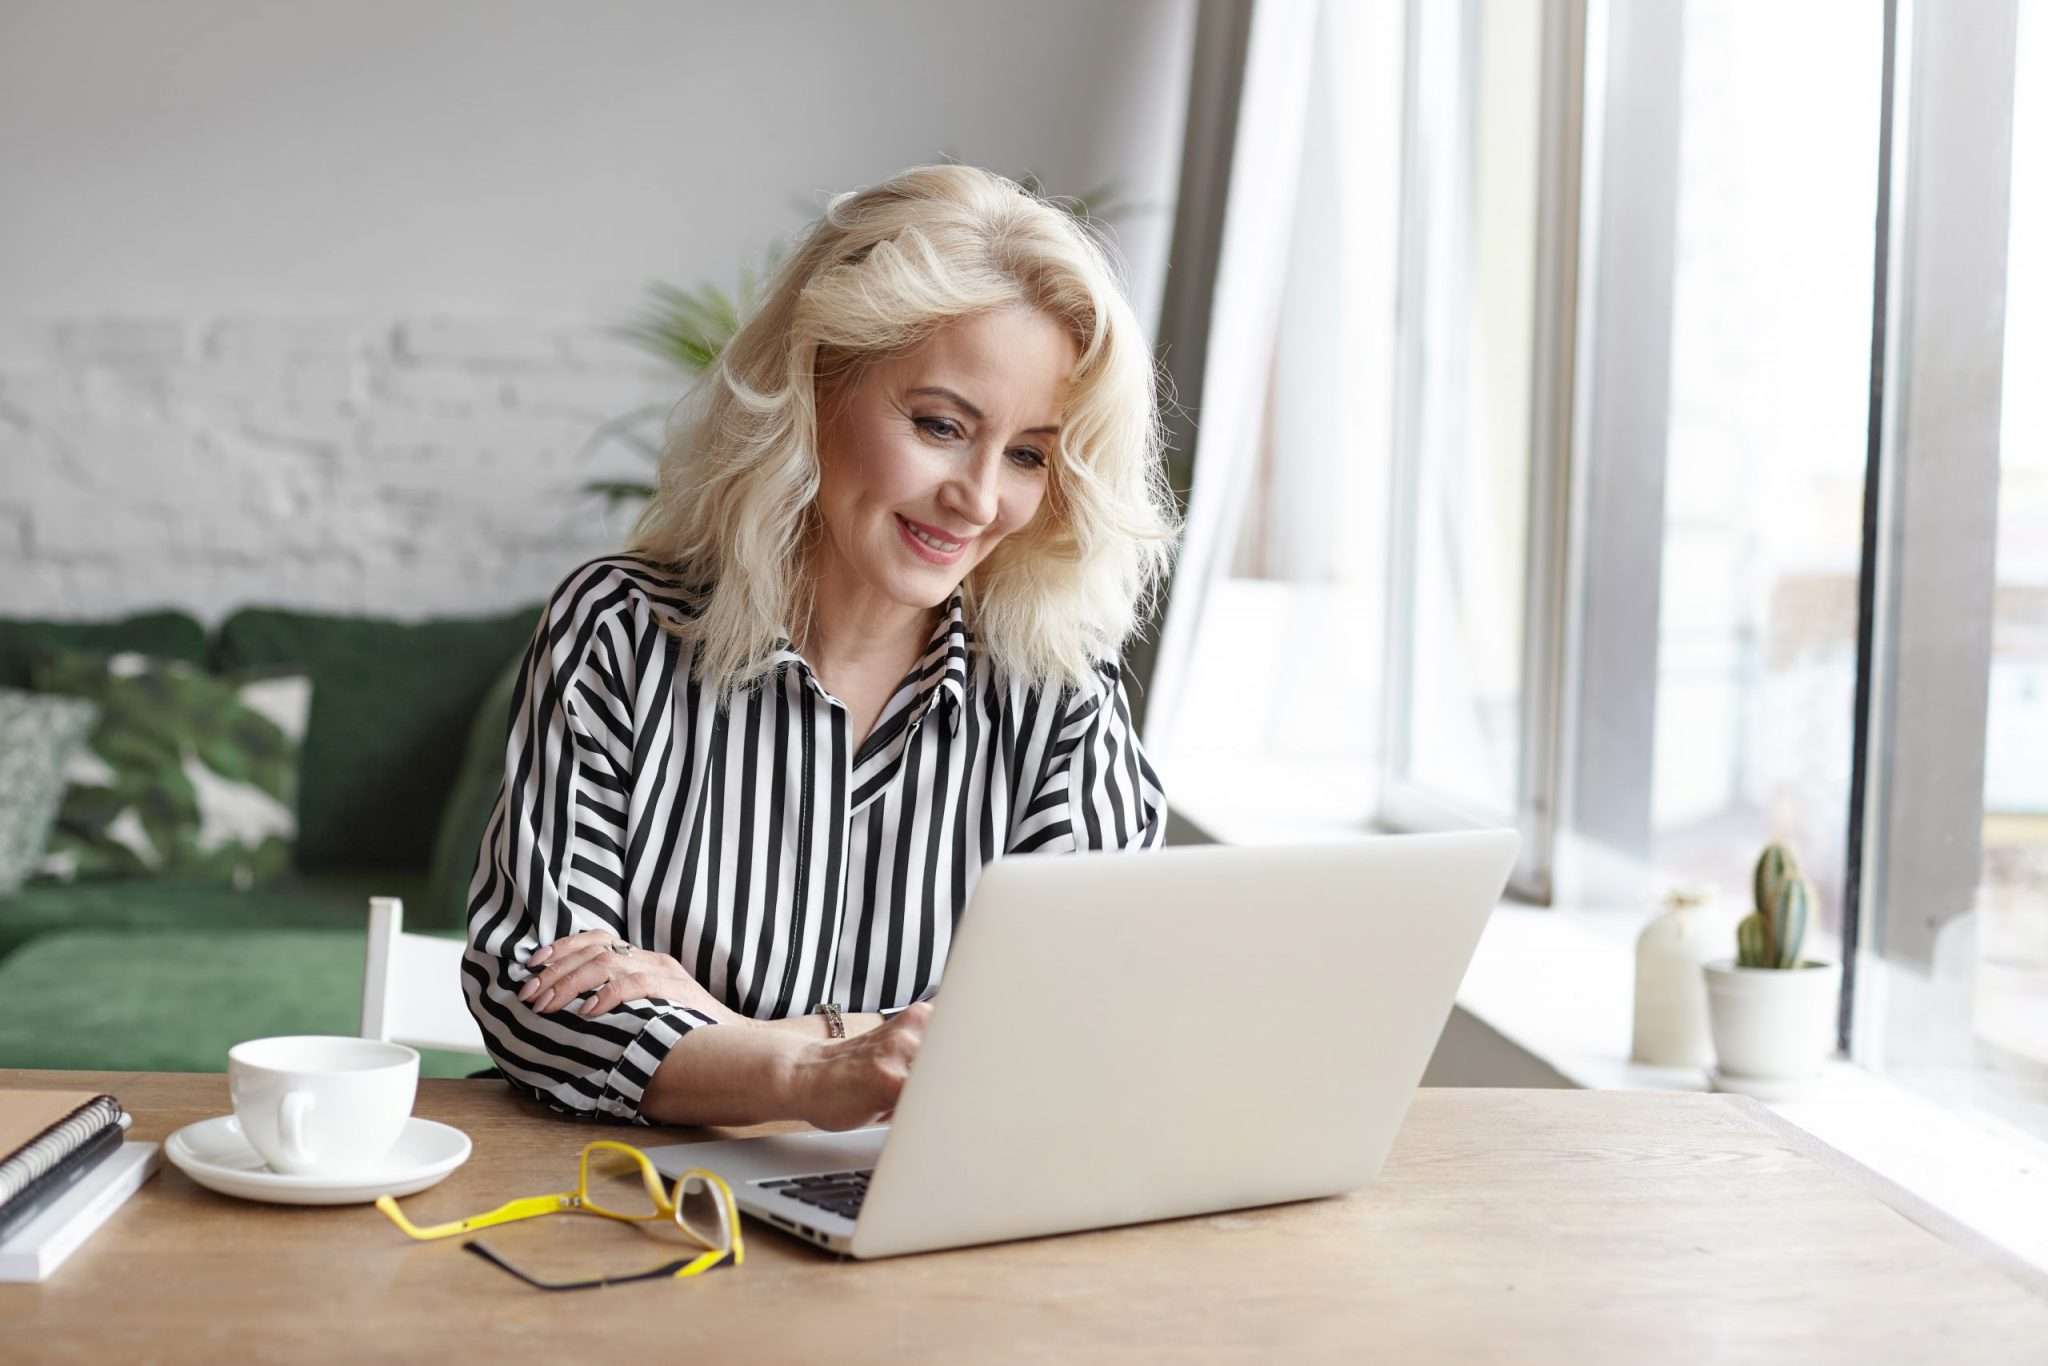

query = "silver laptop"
[{"left": 647, "top": 829, "right": 1519, "bottom": 1260}]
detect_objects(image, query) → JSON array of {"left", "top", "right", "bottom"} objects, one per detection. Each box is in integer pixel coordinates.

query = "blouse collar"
[{"left": 769, "top": 588, "right": 971, "bottom": 737}]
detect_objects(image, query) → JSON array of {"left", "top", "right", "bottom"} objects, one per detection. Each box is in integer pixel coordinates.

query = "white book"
[{"left": 0, "top": 1141, "right": 161, "bottom": 1283}]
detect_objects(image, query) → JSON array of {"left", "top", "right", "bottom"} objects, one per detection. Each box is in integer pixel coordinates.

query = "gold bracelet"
[{"left": 814, "top": 1001, "right": 845, "bottom": 1039}]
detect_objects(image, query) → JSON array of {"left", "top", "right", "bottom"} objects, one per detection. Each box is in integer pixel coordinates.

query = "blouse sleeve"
[
  {"left": 1008, "top": 658, "right": 1168, "bottom": 856},
  {"left": 458, "top": 564, "right": 720, "bottom": 1123}
]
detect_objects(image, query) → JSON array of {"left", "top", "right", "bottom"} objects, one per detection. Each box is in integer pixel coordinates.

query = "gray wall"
[{"left": 0, "top": 1, "right": 1196, "bottom": 621}]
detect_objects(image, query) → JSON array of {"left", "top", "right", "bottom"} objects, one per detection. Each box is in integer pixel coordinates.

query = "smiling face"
[{"left": 810, "top": 304, "right": 1079, "bottom": 618}]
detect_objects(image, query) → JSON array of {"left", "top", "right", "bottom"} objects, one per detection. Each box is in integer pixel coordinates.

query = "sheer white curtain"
[
  {"left": 1143, "top": 0, "right": 1570, "bottom": 885},
  {"left": 1143, "top": 0, "right": 1320, "bottom": 771}
]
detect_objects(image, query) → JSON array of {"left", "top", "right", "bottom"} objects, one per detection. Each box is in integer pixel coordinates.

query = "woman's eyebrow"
[{"left": 908, "top": 385, "right": 1060, "bottom": 437}]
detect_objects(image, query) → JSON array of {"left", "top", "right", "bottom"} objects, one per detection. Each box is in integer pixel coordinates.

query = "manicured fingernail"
[
  {"left": 534, "top": 992, "right": 553, "bottom": 1012},
  {"left": 530, "top": 947, "right": 550, "bottom": 965},
  {"left": 517, "top": 981, "right": 536, "bottom": 1001},
  {"left": 580, "top": 1000, "right": 602, "bottom": 1017}
]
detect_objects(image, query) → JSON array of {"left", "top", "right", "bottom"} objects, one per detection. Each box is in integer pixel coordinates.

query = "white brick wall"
[{"left": 0, "top": 315, "right": 684, "bottom": 624}]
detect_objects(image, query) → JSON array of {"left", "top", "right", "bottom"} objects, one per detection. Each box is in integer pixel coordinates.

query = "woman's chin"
[
  {"left": 837, "top": 560, "right": 961, "bottom": 612},
  {"left": 879, "top": 543, "right": 972, "bottom": 603}
]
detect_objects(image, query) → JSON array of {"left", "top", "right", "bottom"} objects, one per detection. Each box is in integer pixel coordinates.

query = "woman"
[{"left": 461, "top": 164, "right": 1179, "bottom": 1130}]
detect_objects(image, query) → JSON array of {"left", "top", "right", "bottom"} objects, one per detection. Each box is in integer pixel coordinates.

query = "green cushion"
[
  {"left": 0, "top": 929, "right": 482, "bottom": 1078},
  {"left": 212, "top": 605, "right": 538, "bottom": 872},
  {"left": 422, "top": 656, "right": 520, "bottom": 935},
  {"left": 0, "top": 870, "right": 431, "bottom": 961},
  {"left": 0, "top": 611, "right": 207, "bottom": 690}
]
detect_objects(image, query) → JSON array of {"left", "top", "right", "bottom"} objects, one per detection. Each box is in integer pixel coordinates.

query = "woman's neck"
[{"left": 797, "top": 558, "right": 944, "bottom": 678}]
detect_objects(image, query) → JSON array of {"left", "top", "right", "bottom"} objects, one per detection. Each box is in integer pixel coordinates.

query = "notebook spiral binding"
[{"left": 0, "top": 1095, "right": 123, "bottom": 1206}]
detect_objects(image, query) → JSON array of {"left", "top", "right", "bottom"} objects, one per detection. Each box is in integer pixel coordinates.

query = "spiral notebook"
[{"left": 0, "top": 1090, "right": 160, "bottom": 1282}]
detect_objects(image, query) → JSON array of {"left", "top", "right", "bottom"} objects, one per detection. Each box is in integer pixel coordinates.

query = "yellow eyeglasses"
[{"left": 377, "top": 1140, "right": 745, "bottom": 1291}]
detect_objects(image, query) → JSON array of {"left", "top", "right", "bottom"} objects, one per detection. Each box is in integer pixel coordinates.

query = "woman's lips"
[{"left": 896, "top": 514, "right": 969, "bottom": 565}]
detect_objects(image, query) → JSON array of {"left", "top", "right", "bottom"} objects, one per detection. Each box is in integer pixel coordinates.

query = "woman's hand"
[
  {"left": 784, "top": 1001, "right": 933, "bottom": 1131},
  {"left": 518, "top": 930, "right": 743, "bottom": 1025}
]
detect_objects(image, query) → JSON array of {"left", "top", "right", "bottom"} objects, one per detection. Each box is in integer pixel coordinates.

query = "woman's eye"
[{"left": 916, "top": 416, "right": 1045, "bottom": 469}]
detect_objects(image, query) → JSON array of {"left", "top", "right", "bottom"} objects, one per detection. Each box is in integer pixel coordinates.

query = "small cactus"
[
  {"left": 1737, "top": 841, "right": 1814, "bottom": 969},
  {"left": 1752, "top": 844, "right": 1796, "bottom": 925}
]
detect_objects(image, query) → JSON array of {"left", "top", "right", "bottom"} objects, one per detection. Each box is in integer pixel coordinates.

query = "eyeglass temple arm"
[
  {"left": 463, "top": 1240, "right": 735, "bottom": 1292},
  {"left": 376, "top": 1192, "right": 573, "bottom": 1240}
]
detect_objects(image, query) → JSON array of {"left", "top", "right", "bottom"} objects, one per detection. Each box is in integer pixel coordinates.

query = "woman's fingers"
[
  {"left": 573, "top": 978, "right": 618, "bottom": 1019},
  {"left": 522, "top": 944, "right": 618, "bottom": 1012},
  {"left": 526, "top": 929, "right": 619, "bottom": 969},
  {"left": 520, "top": 930, "right": 638, "bottom": 1010},
  {"left": 518, "top": 936, "right": 737, "bottom": 1021},
  {"left": 577, "top": 970, "right": 635, "bottom": 1018}
]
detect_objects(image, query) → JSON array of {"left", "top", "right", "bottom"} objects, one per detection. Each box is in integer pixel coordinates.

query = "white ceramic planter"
[{"left": 1701, "top": 958, "right": 1841, "bottom": 1085}]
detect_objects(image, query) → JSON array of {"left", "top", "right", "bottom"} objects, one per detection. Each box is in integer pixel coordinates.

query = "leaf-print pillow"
[
  {"left": 0, "top": 688, "right": 102, "bottom": 896},
  {"left": 30, "top": 649, "right": 312, "bottom": 887}
]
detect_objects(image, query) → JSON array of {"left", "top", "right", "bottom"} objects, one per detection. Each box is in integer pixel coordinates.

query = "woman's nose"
[{"left": 942, "top": 450, "right": 1002, "bottom": 527}]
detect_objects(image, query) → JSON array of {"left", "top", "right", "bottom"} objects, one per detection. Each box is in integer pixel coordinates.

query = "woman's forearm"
[
  {"left": 637, "top": 1013, "right": 886, "bottom": 1127},
  {"left": 640, "top": 1022, "right": 807, "bottom": 1127}
]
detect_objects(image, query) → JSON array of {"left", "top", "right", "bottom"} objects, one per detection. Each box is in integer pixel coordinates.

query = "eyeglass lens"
[
  {"left": 579, "top": 1146, "right": 663, "bottom": 1220},
  {"left": 678, "top": 1174, "right": 731, "bottom": 1250}
]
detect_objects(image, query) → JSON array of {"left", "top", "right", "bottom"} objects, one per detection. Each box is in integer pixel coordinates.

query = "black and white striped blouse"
[{"left": 460, "top": 555, "right": 1167, "bottom": 1122}]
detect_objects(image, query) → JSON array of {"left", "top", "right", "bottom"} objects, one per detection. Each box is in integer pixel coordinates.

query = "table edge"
[{"left": 1733, "top": 1095, "right": 2048, "bottom": 1303}]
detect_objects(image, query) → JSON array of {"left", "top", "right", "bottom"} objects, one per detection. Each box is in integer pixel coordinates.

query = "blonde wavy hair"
[{"left": 629, "top": 163, "right": 1180, "bottom": 699}]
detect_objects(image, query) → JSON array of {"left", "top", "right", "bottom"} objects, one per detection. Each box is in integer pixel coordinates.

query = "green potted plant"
[{"left": 1701, "top": 842, "right": 1843, "bottom": 1096}]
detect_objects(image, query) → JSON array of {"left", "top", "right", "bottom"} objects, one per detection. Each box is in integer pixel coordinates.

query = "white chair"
[{"left": 360, "top": 897, "right": 490, "bottom": 1055}]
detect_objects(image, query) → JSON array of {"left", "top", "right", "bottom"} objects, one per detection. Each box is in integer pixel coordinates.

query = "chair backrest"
[{"left": 361, "top": 897, "right": 489, "bottom": 1055}]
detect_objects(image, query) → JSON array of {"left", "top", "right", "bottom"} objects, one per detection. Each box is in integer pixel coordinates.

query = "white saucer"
[{"left": 164, "top": 1114, "right": 471, "bottom": 1206}]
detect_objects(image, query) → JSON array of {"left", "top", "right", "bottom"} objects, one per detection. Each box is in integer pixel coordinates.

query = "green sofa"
[{"left": 0, "top": 603, "right": 536, "bottom": 1078}]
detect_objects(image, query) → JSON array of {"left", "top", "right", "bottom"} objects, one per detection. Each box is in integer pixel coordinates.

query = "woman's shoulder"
[
  {"left": 540, "top": 553, "right": 709, "bottom": 634},
  {"left": 980, "top": 650, "right": 1129, "bottom": 718},
  {"left": 524, "top": 556, "right": 715, "bottom": 718},
  {"left": 526, "top": 554, "right": 709, "bottom": 692}
]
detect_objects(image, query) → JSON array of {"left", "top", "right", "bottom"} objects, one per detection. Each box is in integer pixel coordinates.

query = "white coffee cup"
[{"left": 228, "top": 1035, "right": 420, "bottom": 1175}]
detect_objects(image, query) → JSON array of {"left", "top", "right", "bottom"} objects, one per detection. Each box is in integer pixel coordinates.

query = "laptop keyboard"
[{"left": 756, "top": 1168, "right": 872, "bottom": 1220}]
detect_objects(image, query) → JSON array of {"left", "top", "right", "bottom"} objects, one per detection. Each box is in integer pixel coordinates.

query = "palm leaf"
[
  {"left": 613, "top": 281, "right": 743, "bottom": 373},
  {"left": 580, "top": 403, "right": 670, "bottom": 459},
  {"left": 583, "top": 479, "right": 659, "bottom": 507}
]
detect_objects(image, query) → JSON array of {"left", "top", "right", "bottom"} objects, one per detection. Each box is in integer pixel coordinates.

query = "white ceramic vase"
[
  {"left": 1632, "top": 889, "right": 1721, "bottom": 1068},
  {"left": 1701, "top": 958, "right": 1841, "bottom": 1091}
]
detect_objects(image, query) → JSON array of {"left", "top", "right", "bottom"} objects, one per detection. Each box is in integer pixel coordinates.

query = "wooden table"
[{"left": 6, "top": 1070, "right": 2046, "bottom": 1363}]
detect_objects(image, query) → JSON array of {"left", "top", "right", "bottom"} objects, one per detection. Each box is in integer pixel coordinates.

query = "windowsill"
[{"left": 1176, "top": 799, "right": 2048, "bottom": 1296}]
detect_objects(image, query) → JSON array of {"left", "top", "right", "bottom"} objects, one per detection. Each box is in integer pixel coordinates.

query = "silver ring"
[{"left": 609, "top": 940, "right": 632, "bottom": 956}]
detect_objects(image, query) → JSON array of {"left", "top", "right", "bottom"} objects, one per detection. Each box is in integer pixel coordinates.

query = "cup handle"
[{"left": 277, "top": 1090, "right": 317, "bottom": 1171}]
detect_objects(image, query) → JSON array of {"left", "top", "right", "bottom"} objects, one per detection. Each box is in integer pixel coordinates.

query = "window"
[
  {"left": 1387, "top": 0, "right": 1542, "bottom": 821},
  {"left": 1976, "top": 0, "right": 2048, "bottom": 1123},
  {"left": 1166, "top": 0, "right": 1573, "bottom": 891},
  {"left": 1865, "top": 0, "right": 2048, "bottom": 1136},
  {"left": 1378, "top": 0, "right": 1579, "bottom": 900},
  {"left": 1157, "top": 0, "right": 2043, "bottom": 1140},
  {"left": 1648, "top": 1, "right": 1883, "bottom": 939},
  {"left": 1166, "top": 0, "right": 1404, "bottom": 839},
  {"left": 1568, "top": 0, "right": 2043, "bottom": 1138}
]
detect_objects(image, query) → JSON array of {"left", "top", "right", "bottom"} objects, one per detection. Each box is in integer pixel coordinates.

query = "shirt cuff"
[{"left": 597, "top": 1003, "right": 721, "bottom": 1125}]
